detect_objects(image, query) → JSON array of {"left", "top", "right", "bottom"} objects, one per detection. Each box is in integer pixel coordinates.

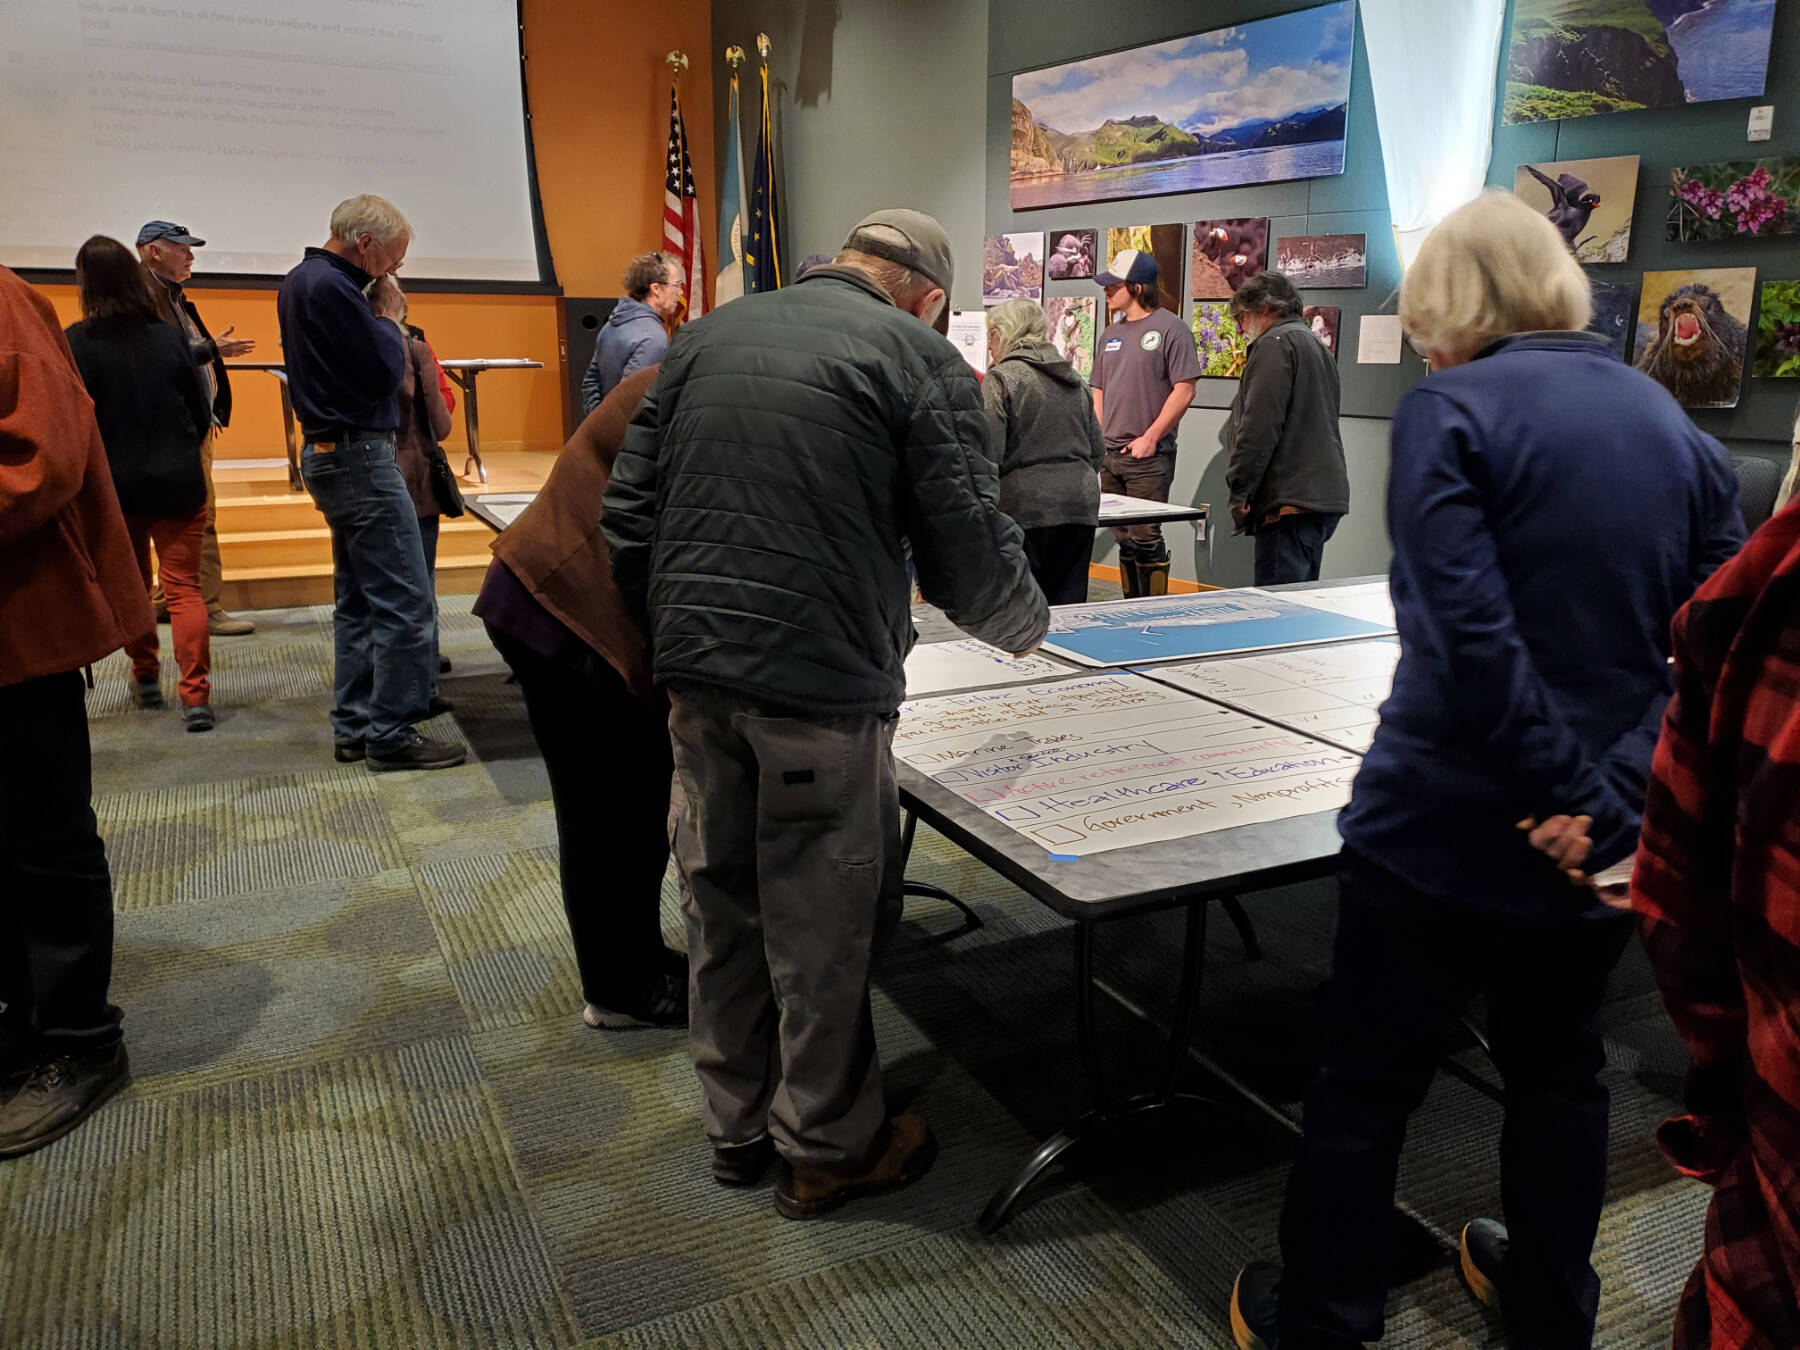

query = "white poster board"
[
  {"left": 1140, "top": 640, "right": 1398, "bottom": 753},
  {"left": 904, "top": 639, "right": 1070, "bottom": 697},
  {"left": 896, "top": 673, "right": 1360, "bottom": 857},
  {"left": 1281, "top": 581, "right": 1395, "bottom": 629}
]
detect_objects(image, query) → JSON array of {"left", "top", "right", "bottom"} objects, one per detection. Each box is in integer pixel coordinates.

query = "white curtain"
[{"left": 1360, "top": 0, "right": 1507, "bottom": 270}]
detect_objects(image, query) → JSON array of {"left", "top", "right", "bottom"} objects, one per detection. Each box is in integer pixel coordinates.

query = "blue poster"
[{"left": 1042, "top": 591, "right": 1393, "bottom": 667}]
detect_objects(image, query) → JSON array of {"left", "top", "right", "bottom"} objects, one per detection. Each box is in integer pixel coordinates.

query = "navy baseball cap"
[
  {"left": 136, "top": 221, "right": 206, "bottom": 247},
  {"left": 1097, "top": 248, "right": 1157, "bottom": 286}
]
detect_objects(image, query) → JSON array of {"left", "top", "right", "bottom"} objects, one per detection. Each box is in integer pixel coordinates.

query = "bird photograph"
[{"left": 1513, "top": 155, "right": 1638, "bottom": 263}]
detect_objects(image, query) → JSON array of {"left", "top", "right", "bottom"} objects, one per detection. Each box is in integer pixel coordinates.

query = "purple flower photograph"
[{"left": 1666, "top": 158, "right": 1799, "bottom": 243}]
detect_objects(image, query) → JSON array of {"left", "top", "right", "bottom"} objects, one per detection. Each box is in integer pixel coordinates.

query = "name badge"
[{"left": 1103, "top": 338, "right": 1123, "bottom": 353}]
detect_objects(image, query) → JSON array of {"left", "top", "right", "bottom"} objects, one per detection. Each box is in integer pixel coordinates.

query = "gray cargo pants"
[{"left": 668, "top": 685, "right": 904, "bottom": 1173}]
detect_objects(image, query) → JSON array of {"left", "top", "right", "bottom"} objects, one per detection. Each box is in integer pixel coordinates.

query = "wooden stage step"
[{"left": 211, "top": 449, "right": 551, "bottom": 611}]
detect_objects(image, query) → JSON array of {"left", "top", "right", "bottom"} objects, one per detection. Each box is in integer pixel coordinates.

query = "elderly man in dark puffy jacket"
[{"left": 603, "top": 208, "right": 1048, "bottom": 1220}]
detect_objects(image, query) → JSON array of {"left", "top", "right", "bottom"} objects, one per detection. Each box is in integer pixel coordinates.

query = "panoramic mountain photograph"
[{"left": 1010, "top": 1, "right": 1354, "bottom": 211}]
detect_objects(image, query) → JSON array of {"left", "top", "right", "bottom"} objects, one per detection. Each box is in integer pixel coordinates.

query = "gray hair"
[
  {"left": 1229, "top": 272, "right": 1304, "bottom": 323},
  {"left": 987, "top": 298, "right": 1047, "bottom": 363},
  {"left": 329, "top": 194, "right": 412, "bottom": 247}
]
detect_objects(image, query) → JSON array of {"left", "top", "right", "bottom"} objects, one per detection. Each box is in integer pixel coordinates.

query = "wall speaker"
[{"left": 555, "top": 296, "right": 618, "bottom": 440}]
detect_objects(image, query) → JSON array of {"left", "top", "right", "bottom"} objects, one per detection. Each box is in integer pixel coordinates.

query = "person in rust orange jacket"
[{"left": 0, "top": 264, "right": 149, "bottom": 1157}]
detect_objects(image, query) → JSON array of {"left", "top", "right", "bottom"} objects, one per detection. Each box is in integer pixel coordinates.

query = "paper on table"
[
  {"left": 904, "top": 639, "right": 1069, "bottom": 697},
  {"left": 896, "top": 672, "right": 1360, "bottom": 856},
  {"left": 1041, "top": 591, "right": 1394, "bottom": 668},
  {"left": 1357, "top": 314, "right": 1403, "bottom": 364},
  {"left": 1280, "top": 581, "right": 1396, "bottom": 628},
  {"left": 1139, "top": 640, "right": 1398, "bottom": 753}
]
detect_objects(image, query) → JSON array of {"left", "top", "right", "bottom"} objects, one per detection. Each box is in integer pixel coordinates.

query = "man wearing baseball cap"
[
  {"left": 136, "top": 221, "right": 258, "bottom": 636},
  {"left": 604, "top": 207, "right": 1047, "bottom": 1220},
  {"left": 1093, "top": 247, "right": 1200, "bottom": 596}
]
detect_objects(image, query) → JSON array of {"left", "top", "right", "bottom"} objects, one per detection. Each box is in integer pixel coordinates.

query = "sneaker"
[
  {"left": 582, "top": 965, "right": 688, "bottom": 1030},
  {"left": 208, "top": 611, "right": 255, "bottom": 636},
  {"left": 1460, "top": 1218, "right": 1509, "bottom": 1315},
  {"left": 712, "top": 1135, "right": 776, "bottom": 1186},
  {"left": 131, "top": 677, "right": 165, "bottom": 710},
  {"left": 773, "top": 1113, "right": 937, "bottom": 1219},
  {"left": 183, "top": 704, "right": 216, "bottom": 733},
  {"left": 0, "top": 1044, "right": 131, "bottom": 1158},
  {"left": 333, "top": 738, "right": 366, "bottom": 763},
  {"left": 366, "top": 736, "right": 465, "bottom": 773},
  {"left": 426, "top": 693, "right": 455, "bottom": 719},
  {"left": 1229, "top": 1262, "right": 1283, "bottom": 1350}
]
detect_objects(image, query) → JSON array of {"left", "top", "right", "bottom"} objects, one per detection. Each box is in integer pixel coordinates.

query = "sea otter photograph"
[{"left": 1634, "top": 268, "right": 1756, "bottom": 409}]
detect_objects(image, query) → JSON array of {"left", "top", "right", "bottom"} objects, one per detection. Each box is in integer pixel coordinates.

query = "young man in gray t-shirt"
[{"left": 1090, "top": 248, "right": 1200, "bottom": 597}]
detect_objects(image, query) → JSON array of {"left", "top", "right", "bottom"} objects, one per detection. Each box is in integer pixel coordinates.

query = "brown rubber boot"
[
  {"left": 772, "top": 1113, "right": 938, "bottom": 1219},
  {"left": 1141, "top": 558, "right": 1171, "bottom": 596}
]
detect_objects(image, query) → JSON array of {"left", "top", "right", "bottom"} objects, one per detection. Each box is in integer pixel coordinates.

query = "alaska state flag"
[
  {"left": 746, "top": 61, "right": 784, "bottom": 293},
  {"left": 715, "top": 71, "right": 748, "bottom": 305}
]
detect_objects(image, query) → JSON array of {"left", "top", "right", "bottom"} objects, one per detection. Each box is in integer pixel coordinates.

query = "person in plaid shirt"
[{"left": 1631, "top": 494, "right": 1800, "bottom": 1350}]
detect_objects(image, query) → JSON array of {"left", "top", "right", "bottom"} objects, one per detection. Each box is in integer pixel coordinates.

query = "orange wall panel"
[{"left": 28, "top": 0, "right": 713, "bottom": 459}]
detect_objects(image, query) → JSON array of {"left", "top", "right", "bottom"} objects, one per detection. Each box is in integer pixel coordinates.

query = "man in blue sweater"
[
  {"left": 277, "top": 195, "right": 462, "bottom": 772},
  {"left": 580, "top": 252, "right": 682, "bottom": 416}
]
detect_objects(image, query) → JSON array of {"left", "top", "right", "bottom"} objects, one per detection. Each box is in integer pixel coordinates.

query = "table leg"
[
  {"left": 277, "top": 380, "right": 301, "bottom": 492},
  {"left": 977, "top": 900, "right": 1215, "bottom": 1233},
  {"left": 1219, "top": 895, "right": 1263, "bottom": 960},
  {"left": 900, "top": 809, "right": 982, "bottom": 933},
  {"left": 452, "top": 370, "right": 487, "bottom": 483}
]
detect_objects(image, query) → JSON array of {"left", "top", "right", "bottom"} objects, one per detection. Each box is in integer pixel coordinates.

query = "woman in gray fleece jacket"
[{"left": 982, "top": 299, "right": 1107, "bottom": 604}]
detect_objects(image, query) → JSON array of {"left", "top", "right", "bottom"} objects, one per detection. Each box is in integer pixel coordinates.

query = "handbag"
[{"left": 413, "top": 349, "right": 465, "bottom": 517}]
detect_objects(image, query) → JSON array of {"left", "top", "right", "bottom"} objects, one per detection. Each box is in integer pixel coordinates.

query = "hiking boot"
[
  {"left": 366, "top": 735, "right": 465, "bottom": 773},
  {"left": 333, "top": 738, "right": 366, "bottom": 763},
  {"left": 183, "top": 704, "right": 216, "bottom": 733},
  {"left": 1229, "top": 1262, "right": 1282, "bottom": 1350},
  {"left": 131, "top": 677, "right": 165, "bottom": 710},
  {"left": 208, "top": 610, "right": 255, "bottom": 636},
  {"left": 773, "top": 1113, "right": 937, "bottom": 1219},
  {"left": 1460, "top": 1218, "right": 1509, "bottom": 1315},
  {"left": 0, "top": 1044, "right": 130, "bottom": 1158},
  {"left": 582, "top": 963, "right": 687, "bottom": 1030},
  {"left": 712, "top": 1135, "right": 776, "bottom": 1186}
]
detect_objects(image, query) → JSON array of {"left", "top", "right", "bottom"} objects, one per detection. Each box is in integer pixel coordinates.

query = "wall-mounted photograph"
[
  {"left": 1634, "top": 267, "right": 1756, "bottom": 409},
  {"left": 1105, "top": 225, "right": 1186, "bottom": 316},
  {"left": 1275, "top": 233, "right": 1366, "bottom": 288},
  {"left": 983, "top": 233, "right": 1045, "bottom": 304},
  {"left": 1045, "top": 229, "right": 1098, "bottom": 280},
  {"left": 1502, "top": 0, "right": 1776, "bottom": 125},
  {"left": 1588, "top": 280, "right": 1639, "bottom": 361},
  {"left": 1303, "top": 305, "right": 1340, "bottom": 358},
  {"left": 1192, "top": 302, "right": 1248, "bottom": 378},
  {"left": 1753, "top": 280, "right": 1800, "bottom": 379},
  {"left": 1191, "top": 218, "right": 1269, "bottom": 299},
  {"left": 1513, "top": 156, "right": 1638, "bottom": 262},
  {"left": 1009, "top": 1, "right": 1353, "bottom": 211},
  {"left": 1666, "top": 158, "right": 1799, "bottom": 243},
  {"left": 1046, "top": 296, "right": 1098, "bottom": 378}
]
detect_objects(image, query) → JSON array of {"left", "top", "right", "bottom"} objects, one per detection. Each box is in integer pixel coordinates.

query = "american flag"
[{"left": 663, "top": 84, "right": 706, "bottom": 320}]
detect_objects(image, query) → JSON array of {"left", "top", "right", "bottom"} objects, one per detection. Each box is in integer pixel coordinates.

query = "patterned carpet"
[{"left": 0, "top": 593, "right": 1707, "bottom": 1349}]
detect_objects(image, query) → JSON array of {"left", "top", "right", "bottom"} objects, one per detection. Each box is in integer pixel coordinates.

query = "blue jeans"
[
  {"left": 418, "top": 514, "right": 441, "bottom": 689},
  {"left": 1253, "top": 511, "right": 1341, "bottom": 587},
  {"left": 300, "top": 434, "right": 433, "bottom": 755}
]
